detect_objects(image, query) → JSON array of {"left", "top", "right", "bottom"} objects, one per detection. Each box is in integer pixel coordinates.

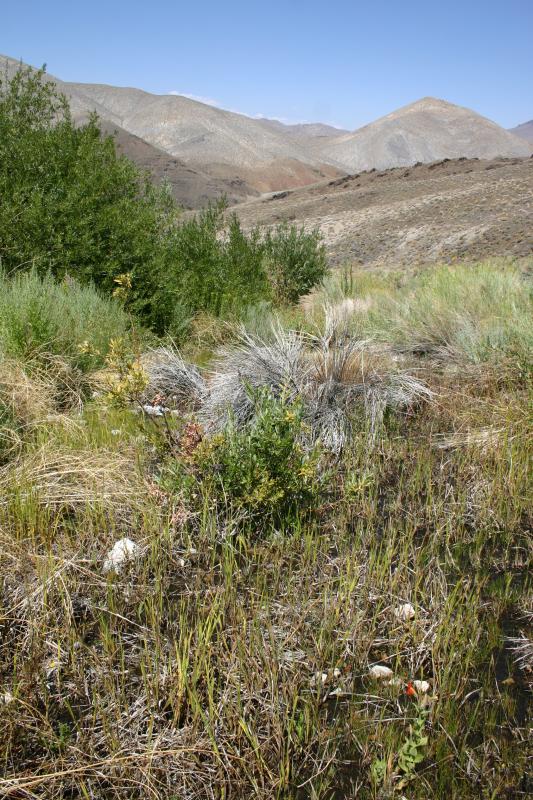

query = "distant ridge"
[
  {"left": 1, "top": 55, "right": 530, "bottom": 203},
  {"left": 312, "top": 97, "right": 531, "bottom": 172},
  {"left": 509, "top": 120, "right": 533, "bottom": 144},
  {"left": 62, "top": 81, "right": 343, "bottom": 192}
]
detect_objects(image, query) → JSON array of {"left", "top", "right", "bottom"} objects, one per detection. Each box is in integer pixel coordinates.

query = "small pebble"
[
  {"left": 369, "top": 664, "right": 394, "bottom": 679},
  {"left": 393, "top": 603, "right": 416, "bottom": 621}
]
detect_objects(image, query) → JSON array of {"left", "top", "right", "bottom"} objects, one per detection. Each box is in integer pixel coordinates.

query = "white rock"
[
  {"left": 310, "top": 671, "right": 329, "bottom": 688},
  {"left": 412, "top": 680, "right": 430, "bottom": 694},
  {"left": 0, "top": 690, "right": 14, "bottom": 704},
  {"left": 386, "top": 676, "right": 403, "bottom": 687},
  {"left": 369, "top": 664, "right": 394, "bottom": 679},
  {"left": 103, "top": 537, "right": 139, "bottom": 573},
  {"left": 142, "top": 404, "right": 169, "bottom": 417},
  {"left": 393, "top": 603, "right": 416, "bottom": 621}
]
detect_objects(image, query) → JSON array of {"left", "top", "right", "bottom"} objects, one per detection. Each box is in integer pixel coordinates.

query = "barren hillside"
[
  {"left": 313, "top": 98, "right": 531, "bottom": 172},
  {"left": 3, "top": 55, "right": 531, "bottom": 207},
  {"left": 236, "top": 156, "right": 533, "bottom": 267},
  {"left": 64, "top": 82, "right": 343, "bottom": 191},
  {"left": 509, "top": 120, "right": 533, "bottom": 143}
]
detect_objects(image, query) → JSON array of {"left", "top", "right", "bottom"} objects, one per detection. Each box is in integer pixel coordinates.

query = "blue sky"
[{"left": 3, "top": 0, "right": 532, "bottom": 129}]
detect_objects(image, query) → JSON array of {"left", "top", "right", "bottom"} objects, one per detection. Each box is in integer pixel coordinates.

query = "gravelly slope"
[{"left": 235, "top": 156, "right": 533, "bottom": 267}]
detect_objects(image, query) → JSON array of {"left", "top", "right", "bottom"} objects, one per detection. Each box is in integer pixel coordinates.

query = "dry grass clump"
[
  {"left": 0, "top": 358, "right": 63, "bottom": 461},
  {"left": 201, "top": 316, "right": 431, "bottom": 452},
  {"left": 302, "top": 313, "right": 432, "bottom": 450},
  {"left": 142, "top": 345, "right": 208, "bottom": 410},
  {"left": 201, "top": 323, "right": 306, "bottom": 429},
  {"left": 0, "top": 445, "right": 146, "bottom": 512}
]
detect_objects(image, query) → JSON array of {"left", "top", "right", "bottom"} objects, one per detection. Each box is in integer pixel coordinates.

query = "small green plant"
[
  {"left": 371, "top": 705, "right": 430, "bottom": 792},
  {"left": 188, "top": 388, "right": 323, "bottom": 526},
  {"left": 103, "top": 337, "right": 149, "bottom": 408},
  {"left": 397, "top": 705, "right": 430, "bottom": 785}
]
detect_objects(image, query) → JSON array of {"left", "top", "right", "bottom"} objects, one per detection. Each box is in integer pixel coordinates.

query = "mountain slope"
[
  {"left": 509, "top": 120, "right": 533, "bottom": 143},
  {"left": 64, "top": 82, "right": 343, "bottom": 190},
  {"left": 255, "top": 118, "right": 348, "bottom": 140},
  {"left": 0, "top": 55, "right": 259, "bottom": 206},
  {"left": 3, "top": 55, "right": 530, "bottom": 200},
  {"left": 236, "top": 156, "right": 533, "bottom": 267},
  {"left": 98, "top": 120, "right": 256, "bottom": 207},
  {"left": 313, "top": 97, "right": 531, "bottom": 172}
]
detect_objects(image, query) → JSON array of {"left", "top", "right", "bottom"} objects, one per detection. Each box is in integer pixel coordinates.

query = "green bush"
[
  {"left": 0, "top": 270, "right": 135, "bottom": 372},
  {"left": 0, "top": 66, "right": 328, "bottom": 338},
  {"left": 158, "top": 203, "right": 269, "bottom": 324},
  {"left": 189, "top": 389, "right": 322, "bottom": 527},
  {"left": 160, "top": 206, "right": 327, "bottom": 327},
  {"left": 0, "top": 66, "right": 177, "bottom": 310},
  {"left": 264, "top": 222, "right": 327, "bottom": 304}
]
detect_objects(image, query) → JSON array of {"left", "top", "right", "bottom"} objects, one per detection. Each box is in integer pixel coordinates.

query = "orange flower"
[{"left": 406, "top": 681, "right": 417, "bottom": 697}]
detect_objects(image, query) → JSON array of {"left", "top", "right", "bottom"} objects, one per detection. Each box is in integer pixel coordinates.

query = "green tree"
[
  {"left": 0, "top": 64, "right": 176, "bottom": 329},
  {"left": 0, "top": 65, "right": 328, "bottom": 337}
]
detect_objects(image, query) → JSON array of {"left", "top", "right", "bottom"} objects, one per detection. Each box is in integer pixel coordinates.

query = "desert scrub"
[
  {"left": 0, "top": 261, "right": 531, "bottom": 800},
  {"left": 167, "top": 389, "right": 324, "bottom": 527},
  {"left": 0, "top": 269, "right": 135, "bottom": 373}
]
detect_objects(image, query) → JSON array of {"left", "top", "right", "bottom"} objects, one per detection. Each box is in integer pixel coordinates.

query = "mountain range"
[
  {"left": 509, "top": 120, "right": 533, "bottom": 143},
  {"left": 1, "top": 54, "right": 531, "bottom": 207}
]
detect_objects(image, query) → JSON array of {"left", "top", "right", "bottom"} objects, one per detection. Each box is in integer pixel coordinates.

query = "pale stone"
[
  {"left": 369, "top": 664, "right": 394, "bottom": 679},
  {"left": 103, "top": 537, "right": 139, "bottom": 573},
  {"left": 393, "top": 603, "right": 416, "bottom": 621}
]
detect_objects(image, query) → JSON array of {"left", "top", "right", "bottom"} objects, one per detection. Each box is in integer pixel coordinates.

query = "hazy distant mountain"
[
  {"left": 2, "top": 55, "right": 530, "bottom": 204},
  {"left": 508, "top": 120, "right": 533, "bottom": 143},
  {"left": 63, "top": 82, "right": 342, "bottom": 191},
  {"left": 256, "top": 118, "right": 349, "bottom": 140},
  {"left": 312, "top": 97, "right": 531, "bottom": 172}
]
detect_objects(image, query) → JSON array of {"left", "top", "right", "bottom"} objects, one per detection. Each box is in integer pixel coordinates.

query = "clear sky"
[{"left": 3, "top": 0, "right": 532, "bottom": 130}]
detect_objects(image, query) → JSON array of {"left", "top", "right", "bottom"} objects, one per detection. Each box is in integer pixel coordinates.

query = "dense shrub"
[
  {"left": 188, "top": 389, "right": 322, "bottom": 526},
  {"left": 157, "top": 205, "right": 328, "bottom": 328},
  {"left": 0, "top": 66, "right": 177, "bottom": 308},
  {"left": 264, "top": 222, "right": 327, "bottom": 304},
  {"left": 154, "top": 203, "right": 270, "bottom": 326}
]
